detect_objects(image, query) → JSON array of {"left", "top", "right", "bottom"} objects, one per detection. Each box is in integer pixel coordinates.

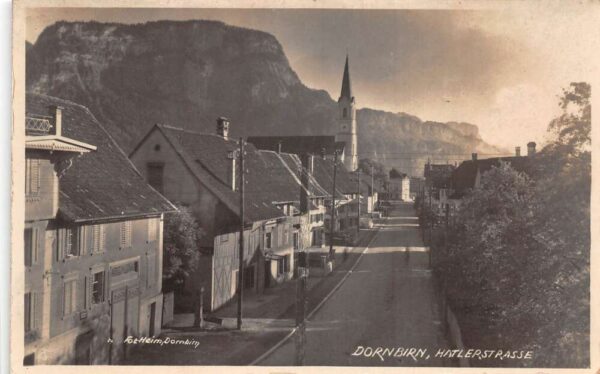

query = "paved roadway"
[{"left": 260, "top": 202, "right": 451, "bottom": 366}]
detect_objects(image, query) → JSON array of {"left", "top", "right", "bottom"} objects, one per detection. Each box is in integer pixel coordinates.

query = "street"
[{"left": 260, "top": 202, "right": 451, "bottom": 366}]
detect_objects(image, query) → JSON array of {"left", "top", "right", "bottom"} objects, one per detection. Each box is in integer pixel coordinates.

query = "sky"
[{"left": 26, "top": 5, "right": 599, "bottom": 150}]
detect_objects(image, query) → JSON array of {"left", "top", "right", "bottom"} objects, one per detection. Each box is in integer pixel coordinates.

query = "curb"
[{"left": 249, "top": 227, "right": 379, "bottom": 365}]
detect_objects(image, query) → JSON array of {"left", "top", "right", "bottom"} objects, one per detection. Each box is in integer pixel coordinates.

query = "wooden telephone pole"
[
  {"left": 356, "top": 170, "right": 361, "bottom": 234},
  {"left": 329, "top": 151, "right": 338, "bottom": 259},
  {"left": 237, "top": 138, "right": 245, "bottom": 330}
]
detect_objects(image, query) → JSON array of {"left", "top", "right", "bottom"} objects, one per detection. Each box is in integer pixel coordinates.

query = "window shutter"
[
  {"left": 33, "top": 160, "right": 40, "bottom": 193},
  {"left": 24, "top": 293, "right": 31, "bottom": 332},
  {"left": 58, "top": 228, "right": 65, "bottom": 261},
  {"left": 62, "top": 282, "right": 66, "bottom": 316},
  {"left": 31, "top": 292, "right": 36, "bottom": 329},
  {"left": 24, "top": 229, "right": 32, "bottom": 267},
  {"left": 100, "top": 225, "right": 106, "bottom": 252},
  {"left": 32, "top": 228, "right": 38, "bottom": 264},
  {"left": 72, "top": 281, "right": 77, "bottom": 313},
  {"left": 79, "top": 227, "right": 86, "bottom": 256}
]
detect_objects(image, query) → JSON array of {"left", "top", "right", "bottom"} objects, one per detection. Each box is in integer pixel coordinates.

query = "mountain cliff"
[{"left": 26, "top": 20, "right": 504, "bottom": 175}]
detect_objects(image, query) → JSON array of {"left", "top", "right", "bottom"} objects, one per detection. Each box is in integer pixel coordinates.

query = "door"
[
  {"left": 74, "top": 331, "right": 93, "bottom": 365},
  {"left": 264, "top": 260, "right": 271, "bottom": 288},
  {"left": 244, "top": 265, "right": 255, "bottom": 290},
  {"left": 110, "top": 288, "right": 126, "bottom": 362},
  {"left": 148, "top": 302, "right": 156, "bottom": 337}
]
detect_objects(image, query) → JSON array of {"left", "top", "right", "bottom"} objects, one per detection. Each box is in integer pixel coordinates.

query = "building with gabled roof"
[
  {"left": 130, "top": 121, "right": 308, "bottom": 311},
  {"left": 24, "top": 93, "right": 176, "bottom": 365}
]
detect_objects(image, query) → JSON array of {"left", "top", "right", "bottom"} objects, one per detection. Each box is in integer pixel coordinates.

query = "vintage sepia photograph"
[{"left": 12, "top": 1, "right": 597, "bottom": 370}]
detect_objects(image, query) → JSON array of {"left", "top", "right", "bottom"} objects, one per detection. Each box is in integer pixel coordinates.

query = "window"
[
  {"left": 91, "top": 271, "right": 105, "bottom": 304},
  {"left": 147, "top": 219, "right": 157, "bottom": 242},
  {"left": 265, "top": 232, "right": 272, "bottom": 249},
  {"left": 24, "top": 292, "right": 35, "bottom": 332},
  {"left": 343, "top": 107, "right": 347, "bottom": 119},
  {"left": 277, "top": 255, "right": 290, "bottom": 275},
  {"left": 91, "top": 224, "right": 105, "bottom": 253},
  {"left": 120, "top": 221, "right": 132, "bottom": 248},
  {"left": 25, "top": 158, "right": 40, "bottom": 197},
  {"left": 63, "top": 279, "right": 77, "bottom": 316},
  {"left": 147, "top": 163, "right": 164, "bottom": 194},
  {"left": 64, "top": 227, "right": 80, "bottom": 258},
  {"left": 24, "top": 228, "right": 37, "bottom": 266}
]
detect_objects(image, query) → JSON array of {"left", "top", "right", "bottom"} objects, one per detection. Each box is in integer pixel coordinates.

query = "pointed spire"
[{"left": 339, "top": 54, "right": 352, "bottom": 100}]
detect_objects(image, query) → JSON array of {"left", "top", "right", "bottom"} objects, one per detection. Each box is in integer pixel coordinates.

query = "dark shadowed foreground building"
[{"left": 24, "top": 93, "right": 176, "bottom": 365}]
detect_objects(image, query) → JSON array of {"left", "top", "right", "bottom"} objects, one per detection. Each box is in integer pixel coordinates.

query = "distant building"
[
  {"left": 24, "top": 94, "right": 175, "bottom": 365},
  {"left": 424, "top": 162, "right": 456, "bottom": 215},
  {"left": 388, "top": 169, "right": 410, "bottom": 201},
  {"left": 450, "top": 149, "right": 537, "bottom": 199},
  {"left": 246, "top": 135, "right": 345, "bottom": 162}
]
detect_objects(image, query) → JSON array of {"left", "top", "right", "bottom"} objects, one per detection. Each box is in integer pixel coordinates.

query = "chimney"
[
  {"left": 50, "top": 105, "right": 63, "bottom": 136},
  {"left": 226, "top": 150, "right": 237, "bottom": 191},
  {"left": 471, "top": 153, "right": 478, "bottom": 161},
  {"left": 527, "top": 142, "right": 536, "bottom": 157},
  {"left": 515, "top": 146, "right": 521, "bottom": 157},
  {"left": 216, "top": 117, "right": 230, "bottom": 140},
  {"left": 299, "top": 153, "right": 312, "bottom": 214}
]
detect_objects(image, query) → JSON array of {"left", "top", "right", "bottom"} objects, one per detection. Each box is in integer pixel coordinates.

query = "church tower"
[{"left": 336, "top": 55, "right": 358, "bottom": 171}]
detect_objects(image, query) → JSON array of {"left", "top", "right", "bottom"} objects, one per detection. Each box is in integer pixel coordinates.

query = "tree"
[
  {"left": 358, "top": 158, "right": 388, "bottom": 185},
  {"left": 547, "top": 82, "right": 590, "bottom": 154},
  {"left": 436, "top": 82, "right": 591, "bottom": 367},
  {"left": 162, "top": 205, "right": 204, "bottom": 292}
]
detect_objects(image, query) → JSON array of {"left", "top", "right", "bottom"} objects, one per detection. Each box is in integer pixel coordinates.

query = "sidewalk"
[
  {"left": 213, "top": 231, "right": 375, "bottom": 329},
  {"left": 124, "top": 227, "right": 378, "bottom": 365}
]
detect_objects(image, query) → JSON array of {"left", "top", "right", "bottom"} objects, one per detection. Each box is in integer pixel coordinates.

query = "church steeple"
[
  {"left": 336, "top": 55, "right": 358, "bottom": 171},
  {"left": 339, "top": 55, "right": 353, "bottom": 100}
]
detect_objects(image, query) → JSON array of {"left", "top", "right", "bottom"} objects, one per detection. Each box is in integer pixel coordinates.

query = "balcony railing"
[{"left": 26, "top": 116, "right": 53, "bottom": 135}]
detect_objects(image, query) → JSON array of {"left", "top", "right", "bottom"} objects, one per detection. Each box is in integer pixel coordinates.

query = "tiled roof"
[
  {"left": 247, "top": 136, "right": 344, "bottom": 156},
  {"left": 311, "top": 157, "right": 357, "bottom": 197},
  {"left": 26, "top": 93, "right": 176, "bottom": 222},
  {"left": 273, "top": 153, "right": 330, "bottom": 198},
  {"left": 450, "top": 156, "right": 536, "bottom": 198},
  {"left": 154, "top": 125, "right": 285, "bottom": 223}
]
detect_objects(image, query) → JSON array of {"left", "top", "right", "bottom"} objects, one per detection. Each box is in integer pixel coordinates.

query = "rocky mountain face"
[{"left": 26, "top": 20, "right": 504, "bottom": 176}]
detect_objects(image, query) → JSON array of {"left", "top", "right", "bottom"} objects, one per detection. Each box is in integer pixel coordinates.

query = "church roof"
[
  {"left": 339, "top": 55, "right": 353, "bottom": 100},
  {"left": 247, "top": 136, "right": 344, "bottom": 156}
]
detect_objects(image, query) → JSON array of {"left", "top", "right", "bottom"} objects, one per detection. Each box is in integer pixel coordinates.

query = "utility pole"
[
  {"left": 237, "top": 138, "right": 245, "bottom": 330},
  {"left": 329, "top": 151, "right": 338, "bottom": 259},
  {"left": 295, "top": 252, "right": 307, "bottom": 365},
  {"left": 357, "top": 169, "right": 361, "bottom": 234},
  {"left": 428, "top": 183, "right": 433, "bottom": 267},
  {"left": 371, "top": 165, "right": 374, "bottom": 213}
]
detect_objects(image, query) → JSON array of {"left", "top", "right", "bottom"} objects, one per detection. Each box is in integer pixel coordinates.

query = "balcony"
[{"left": 26, "top": 116, "right": 53, "bottom": 136}]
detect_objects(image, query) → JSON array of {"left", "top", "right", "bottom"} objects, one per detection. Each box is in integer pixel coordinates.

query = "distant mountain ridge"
[{"left": 26, "top": 20, "right": 504, "bottom": 175}]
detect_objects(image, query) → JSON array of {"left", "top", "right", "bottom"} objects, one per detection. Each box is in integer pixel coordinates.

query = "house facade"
[
  {"left": 130, "top": 121, "right": 299, "bottom": 311},
  {"left": 24, "top": 94, "right": 175, "bottom": 365},
  {"left": 388, "top": 171, "right": 411, "bottom": 201}
]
